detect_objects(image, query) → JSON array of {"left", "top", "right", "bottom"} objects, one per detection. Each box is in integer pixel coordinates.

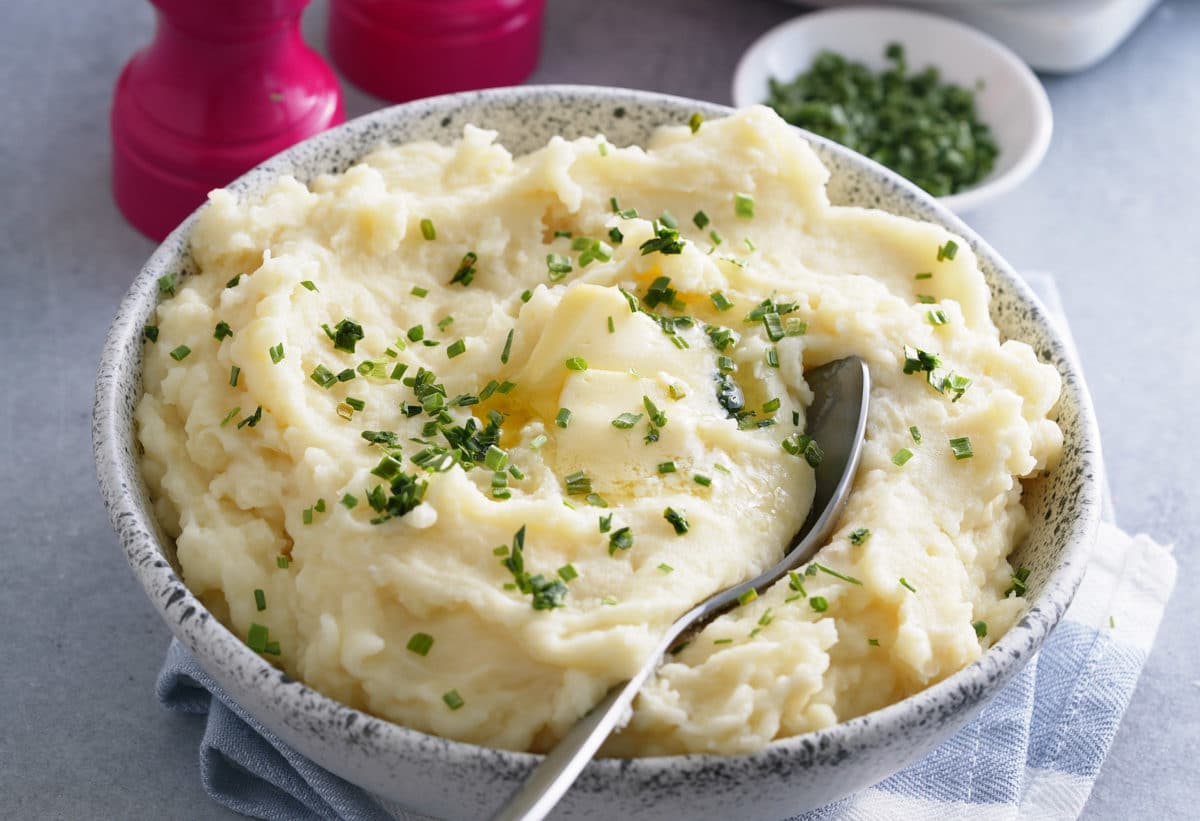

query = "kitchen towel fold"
[{"left": 156, "top": 275, "right": 1176, "bottom": 821}]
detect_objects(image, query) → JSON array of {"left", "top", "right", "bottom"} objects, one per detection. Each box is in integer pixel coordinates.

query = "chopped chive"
[
  {"left": 937, "top": 240, "right": 959, "bottom": 261},
  {"left": 917, "top": 295, "right": 937, "bottom": 304},
  {"left": 949, "top": 436, "right": 974, "bottom": 460},
  {"left": 909, "top": 425, "right": 922, "bottom": 443},
  {"left": 493, "top": 545, "right": 509, "bottom": 556},
  {"left": 497, "top": 380, "right": 516, "bottom": 393},
  {"left": 300, "top": 280, "right": 318, "bottom": 292},
  {"left": 788, "top": 571, "right": 806, "bottom": 596},
  {"left": 169, "top": 345, "right": 191, "bottom": 361},
  {"left": 213, "top": 321, "right": 234, "bottom": 341},
  {"left": 520, "top": 289, "right": 533, "bottom": 303},
  {"left": 332, "top": 318, "right": 364, "bottom": 353},
  {"left": 848, "top": 528, "right": 871, "bottom": 545},
  {"left": 599, "top": 513, "right": 613, "bottom": 533},
  {"left": 900, "top": 577, "right": 917, "bottom": 593},
  {"left": 407, "top": 632, "right": 435, "bottom": 656},
  {"left": 419, "top": 218, "right": 436, "bottom": 240},
  {"left": 450, "top": 252, "right": 477, "bottom": 286},
  {"left": 254, "top": 589, "right": 266, "bottom": 611},
  {"left": 762, "top": 397, "right": 781, "bottom": 413},
  {"left": 302, "top": 507, "right": 313, "bottom": 525},
  {"left": 783, "top": 433, "right": 824, "bottom": 468},
  {"left": 668, "top": 383, "right": 687, "bottom": 400},
  {"left": 437, "top": 315, "right": 454, "bottom": 332},
  {"left": 758, "top": 608, "right": 774, "bottom": 626},
  {"left": 892, "top": 448, "right": 914, "bottom": 466},
  {"left": 927, "top": 309, "right": 949, "bottom": 326},
  {"left": 310, "top": 365, "right": 336, "bottom": 388},
  {"left": 585, "top": 492, "right": 608, "bottom": 508},
  {"left": 693, "top": 473, "right": 711, "bottom": 487},
  {"left": 612, "top": 412, "right": 643, "bottom": 430},
  {"left": 709, "top": 229, "right": 723, "bottom": 246},
  {"left": 602, "top": 595, "right": 618, "bottom": 605},
  {"left": 219, "top": 407, "right": 240, "bottom": 427},
  {"left": 915, "top": 272, "right": 933, "bottom": 280},
  {"left": 144, "top": 325, "right": 159, "bottom": 343},
  {"left": 738, "top": 589, "right": 758, "bottom": 606},
  {"left": 713, "top": 638, "right": 733, "bottom": 645},
  {"left": 484, "top": 446, "right": 508, "bottom": 471},
  {"left": 606, "top": 315, "right": 616, "bottom": 334},
  {"left": 657, "top": 461, "right": 676, "bottom": 474},
  {"left": 341, "top": 494, "right": 358, "bottom": 509},
  {"left": 229, "top": 365, "right": 241, "bottom": 387},
  {"left": 268, "top": 343, "right": 285, "bottom": 364},
  {"left": 765, "top": 347, "right": 780, "bottom": 368},
  {"left": 973, "top": 620, "right": 988, "bottom": 638},
  {"left": 339, "top": 368, "right": 357, "bottom": 382},
  {"left": 598, "top": 141, "right": 608, "bottom": 157},
  {"left": 814, "top": 563, "right": 863, "bottom": 585},
  {"left": 442, "top": 689, "right": 464, "bottom": 710},
  {"left": 564, "top": 470, "right": 592, "bottom": 496},
  {"left": 608, "top": 526, "right": 633, "bottom": 554},
  {"left": 558, "top": 564, "right": 579, "bottom": 582},
  {"left": 809, "top": 596, "right": 829, "bottom": 612},
  {"left": 657, "top": 563, "right": 674, "bottom": 574},
  {"left": 868, "top": 638, "right": 880, "bottom": 646},
  {"left": 530, "top": 434, "right": 548, "bottom": 449},
  {"left": 158, "top": 273, "right": 177, "bottom": 297},
  {"left": 276, "top": 555, "right": 290, "bottom": 569},
  {"left": 734, "top": 192, "right": 755, "bottom": 218},
  {"left": 663, "top": 506, "right": 689, "bottom": 535},
  {"left": 446, "top": 339, "right": 467, "bottom": 359},
  {"left": 762, "top": 312, "right": 784, "bottom": 341},
  {"left": 501, "top": 329, "right": 514, "bottom": 364},
  {"left": 345, "top": 397, "right": 365, "bottom": 412},
  {"left": 688, "top": 112, "right": 704, "bottom": 133},
  {"left": 555, "top": 408, "right": 572, "bottom": 428},
  {"left": 411, "top": 286, "right": 429, "bottom": 298},
  {"left": 608, "top": 226, "right": 624, "bottom": 245},
  {"left": 546, "top": 253, "right": 573, "bottom": 280},
  {"left": 263, "top": 641, "right": 281, "bottom": 656},
  {"left": 508, "top": 464, "right": 525, "bottom": 480},
  {"left": 564, "top": 356, "right": 588, "bottom": 371},
  {"left": 246, "top": 623, "right": 269, "bottom": 653},
  {"left": 225, "top": 274, "right": 242, "bottom": 289}
]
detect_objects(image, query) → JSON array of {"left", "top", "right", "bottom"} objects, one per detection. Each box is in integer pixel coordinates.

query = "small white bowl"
[{"left": 733, "top": 6, "right": 1053, "bottom": 213}]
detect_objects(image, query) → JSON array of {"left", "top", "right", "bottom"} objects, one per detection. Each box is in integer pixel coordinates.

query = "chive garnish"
[
  {"left": 229, "top": 365, "right": 241, "bottom": 387},
  {"left": 688, "top": 112, "right": 703, "bottom": 133},
  {"left": 713, "top": 638, "right": 733, "bottom": 645},
  {"left": 246, "top": 623, "right": 269, "bottom": 653},
  {"left": 450, "top": 252, "right": 477, "bottom": 286},
  {"left": 658, "top": 563, "right": 674, "bottom": 574},
  {"left": 657, "top": 461, "right": 676, "bottom": 474},
  {"left": 663, "top": 507, "right": 689, "bottom": 534},
  {"left": 558, "top": 564, "right": 579, "bottom": 582},
  {"left": 937, "top": 240, "right": 959, "bottom": 261},
  {"left": 564, "top": 471, "right": 592, "bottom": 496},
  {"left": 738, "top": 589, "right": 757, "bottom": 606},
  {"left": 276, "top": 555, "right": 290, "bottom": 569},
  {"left": 564, "top": 356, "right": 588, "bottom": 371},
  {"left": 169, "top": 345, "right": 191, "bottom": 361},
  {"left": 915, "top": 272, "right": 933, "bottom": 280},
  {"left": 734, "top": 192, "right": 755, "bottom": 218},
  {"left": 447, "top": 339, "right": 466, "bottom": 359},
  {"left": 225, "top": 274, "right": 242, "bottom": 289},
  {"left": 158, "top": 273, "right": 177, "bottom": 297},
  {"left": 927, "top": 309, "right": 949, "bottom": 326},
  {"left": 530, "top": 434, "right": 548, "bottom": 449},
  {"left": 900, "top": 577, "right": 917, "bottom": 593},
  {"left": 341, "top": 494, "right": 358, "bottom": 509},
  {"left": 214, "top": 321, "right": 233, "bottom": 341},
  {"left": 813, "top": 563, "right": 863, "bottom": 585},
  {"left": 219, "top": 407, "right": 240, "bottom": 427},
  {"left": 411, "top": 286, "right": 429, "bottom": 298},
  {"left": 546, "top": 253, "right": 573, "bottom": 280},
  {"left": 892, "top": 448, "right": 914, "bottom": 466},
  {"left": 407, "top": 632, "right": 434, "bottom": 656},
  {"left": 420, "top": 218, "right": 436, "bottom": 240},
  {"left": 848, "top": 528, "right": 871, "bottom": 545},
  {"left": 442, "top": 690, "right": 465, "bottom": 710},
  {"left": 612, "top": 412, "right": 643, "bottom": 430},
  {"left": 311, "top": 365, "right": 336, "bottom": 388},
  {"left": 599, "top": 513, "right": 613, "bottom": 533},
  {"left": 910, "top": 425, "right": 922, "bottom": 443},
  {"left": 269, "top": 343, "right": 285, "bottom": 364},
  {"left": 144, "top": 325, "right": 159, "bottom": 343},
  {"left": 949, "top": 436, "right": 974, "bottom": 460},
  {"left": 765, "top": 347, "right": 780, "bottom": 368},
  {"left": 254, "top": 589, "right": 266, "bottom": 611},
  {"left": 973, "top": 620, "right": 988, "bottom": 638},
  {"left": 809, "top": 596, "right": 828, "bottom": 612},
  {"left": 300, "top": 280, "right": 318, "bottom": 292},
  {"left": 608, "top": 527, "right": 633, "bottom": 554},
  {"left": 500, "top": 329, "right": 513, "bottom": 364},
  {"left": 520, "top": 289, "right": 533, "bottom": 303},
  {"left": 782, "top": 433, "right": 823, "bottom": 467},
  {"left": 332, "top": 318, "right": 364, "bottom": 353},
  {"left": 693, "top": 474, "right": 711, "bottom": 487},
  {"left": 555, "top": 408, "right": 572, "bottom": 428},
  {"left": 339, "top": 368, "right": 357, "bottom": 382}
]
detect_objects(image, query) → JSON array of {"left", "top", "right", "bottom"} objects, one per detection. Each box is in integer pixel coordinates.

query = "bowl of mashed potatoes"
[{"left": 94, "top": 86, "right": 1102, "bottom": 820}]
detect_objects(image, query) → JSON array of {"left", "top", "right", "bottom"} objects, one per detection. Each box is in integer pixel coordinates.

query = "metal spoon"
[{"left": 492, "top": 355, "right": 871, "bottom": 821}]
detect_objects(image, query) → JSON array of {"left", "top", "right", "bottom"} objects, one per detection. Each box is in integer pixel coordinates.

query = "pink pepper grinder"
[
  {"left": 111, "top": 0, "right": 345, "bottom": 241},
  {"left": 327, "top": 0, "right": 545, "bottom": 103}
]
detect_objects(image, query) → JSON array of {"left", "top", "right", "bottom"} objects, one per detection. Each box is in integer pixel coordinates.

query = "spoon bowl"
[{"left": 493, "top": 356, "right": 871, "bottom": 821}]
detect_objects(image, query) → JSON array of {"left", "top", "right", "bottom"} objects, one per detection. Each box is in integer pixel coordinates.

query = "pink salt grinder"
[
  {"left": 111, "top": 0, "right": 345, "bottom": 241},
  {"left": 328, "top": 0, "right": 545, "bottom": 103}
]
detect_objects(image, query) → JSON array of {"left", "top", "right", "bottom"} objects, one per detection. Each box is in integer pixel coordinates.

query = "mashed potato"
[{"left": 137, "top": 107, "right": 1062, "bottom": 755}]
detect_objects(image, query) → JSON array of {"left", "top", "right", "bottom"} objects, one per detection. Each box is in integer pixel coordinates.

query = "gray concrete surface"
[{"left": 1, "top": 0, "right": 1195, "bottom": 817}]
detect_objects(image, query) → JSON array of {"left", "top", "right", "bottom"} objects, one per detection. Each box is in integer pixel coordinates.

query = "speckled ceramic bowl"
[{"left": 94, "top": 86, "right": 1102, "bottom": 821}]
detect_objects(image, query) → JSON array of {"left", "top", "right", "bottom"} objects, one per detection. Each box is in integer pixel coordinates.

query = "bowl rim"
[
  {"left": 93, "top": 83, "right": 1100, "bottom": 798},
  {"left": 730, "top": 5, "right": 1054, "bottom": 214}
]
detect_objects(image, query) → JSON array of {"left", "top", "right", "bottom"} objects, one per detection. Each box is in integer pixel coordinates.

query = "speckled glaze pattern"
[{"left": 93, "top": 86, "right": 1102, "bottom": 821}]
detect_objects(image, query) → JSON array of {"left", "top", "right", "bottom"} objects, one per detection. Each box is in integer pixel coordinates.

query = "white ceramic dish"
[
  {"left": 732, "top": 6, "right": 1053, "bottom": 213},
  {"left": 94, "top": 85, "right": 1099, "bottom": 820}
]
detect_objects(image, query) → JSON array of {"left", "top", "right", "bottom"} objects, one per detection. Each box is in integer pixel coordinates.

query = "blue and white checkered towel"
[{"left": 157, "top": 276, "right": 1177, "bottom": 821}]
